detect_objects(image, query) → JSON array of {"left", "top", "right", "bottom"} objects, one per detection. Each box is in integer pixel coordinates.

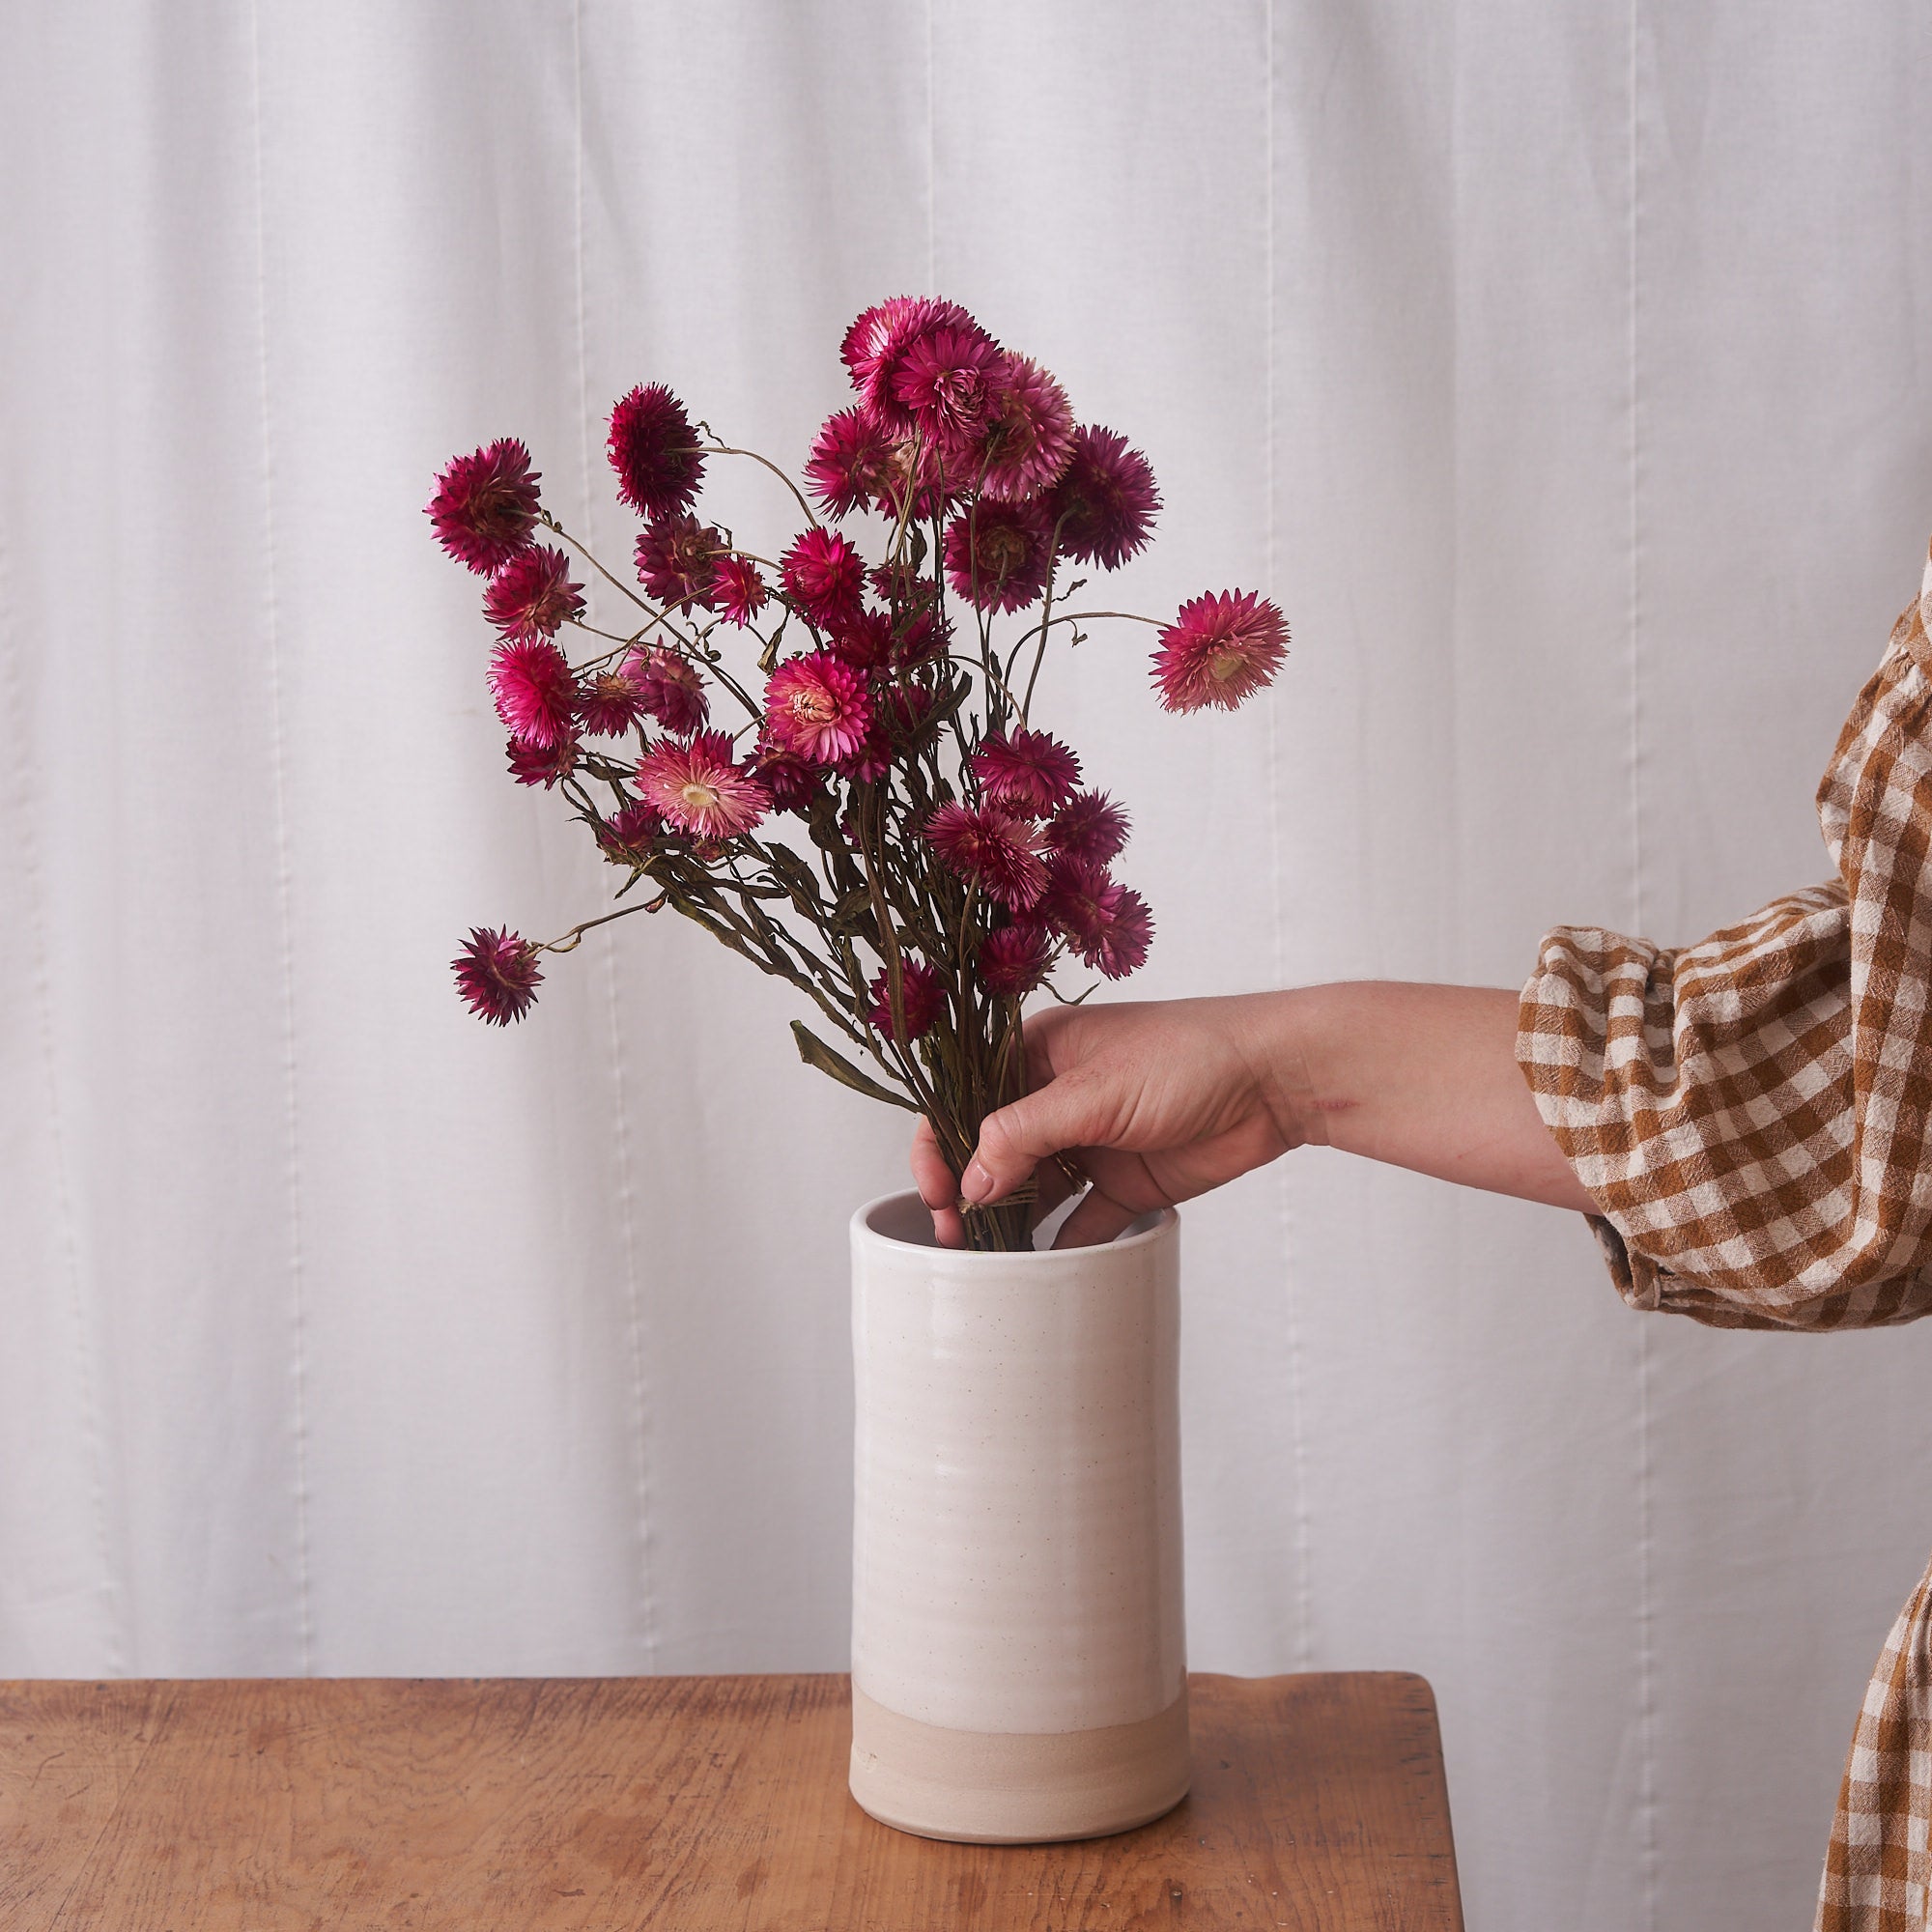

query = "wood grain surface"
[{"left": 0, "top": 1671, "right": 1463, "bottom": 1930}]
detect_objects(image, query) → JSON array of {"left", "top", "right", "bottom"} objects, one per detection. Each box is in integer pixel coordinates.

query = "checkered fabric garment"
[{"left": 1516, "top": 543, "right": 1932, "bottom": 1930}]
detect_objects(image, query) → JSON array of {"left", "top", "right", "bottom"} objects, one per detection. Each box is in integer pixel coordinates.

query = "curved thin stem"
[{"left": 698, "top": 443, "right": 821, "bottom": 528}]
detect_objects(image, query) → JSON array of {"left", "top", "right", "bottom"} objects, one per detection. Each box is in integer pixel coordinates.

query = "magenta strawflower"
[
  {"left": 710, "top": 554, "right": 768, "bottom": 627},
  {"left": 977, "top": 356, "right": 1076, "bottom": 500},
  {"left": 889, "top": 326, "right": 1007, "bottom": 449},
  {"left": 748, "top": 739, "right": 822, "bottom": 814},
  {"left": 1151, "top": 590, "right": 1290, "bottom": 713},
  {"left": 944, "top": 500, "right": 1053, "bottom": 613},
  {"left": 575, "top": 663, "right": 647, "bottom": 738},
  {"left": 635, "top": 515, "right": 723, "bottom": 614},
  {"left": 836, "top": 725, "right": 894, "bottom": 783},
  {"left": 483, "top": 544, "right": 584, "bottom": 641},
  {"left": 1047, "top": 426, "right": 1159, "bottom": 571},
  {"left": 631, "top": 646, "right": 709, "bottom": 735},
  {"left": 427, "top": 438, "right": 542, "bottom": 574},
  {"left": 764, "top": 653, "right": 874, "bottom": 766},
  {"left": 1045, "top": 790, "right": 1131, "bottom": 866},
  {"left": 780, "top": 526, "right": 867, "bottom": 629},
  {"left": 868, "top": 958, "right": 947, "bottom": 1042},
  {"left": 978, "top": 922, "right": 1054, "bottom": 998},
  {"left": 827, "top": 607, "right": 894, "bottom": 670},
  {"left": 452, "top": 926, "right": 544, "bottom": 1025},
  {"left": 597, "top": 800, "right": 666, "bottom": 863},
  {"left": 923, "top": 802, "right": 1048, "bottom": 910},
  {"left": 806, "top": 408, "right": 899, "bottom": 518},
  {"left": 636, "top": 731, "right": 770, "bottom": 839},
  {"left": 841, "top": 296, "right": 991, "bottom": 432},
  {"left": 608, "top": 384, "right": 705, "bottom": 520},
  {"left": 971, "top": 729, "right": 1081, "bottom": 817},
  {"left": 505, "top": 732, "right": 578, "bottom": 789},
  {"left": 489, "top": 637, "right": 576, "bottom": 748},
  {"left": 1042, "top": 858, "right": 1153, "bottom": 979}
]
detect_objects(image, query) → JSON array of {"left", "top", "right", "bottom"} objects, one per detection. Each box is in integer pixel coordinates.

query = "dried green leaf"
[{"left": 790, "top": 1021, "right": 919, "bottom": 1112}]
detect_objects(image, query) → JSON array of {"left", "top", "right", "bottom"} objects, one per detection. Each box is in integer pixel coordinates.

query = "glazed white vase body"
[{"left": 848, "top": 1190, "right": 1188, "bottom": 1843}]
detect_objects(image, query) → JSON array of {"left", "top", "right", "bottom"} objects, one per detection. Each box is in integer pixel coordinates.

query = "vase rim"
[{"left": 852, "top": 1187, "right": 1177, "bottom": 1260}]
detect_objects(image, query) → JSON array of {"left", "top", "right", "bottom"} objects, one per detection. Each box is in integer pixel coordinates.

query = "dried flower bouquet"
[{"left": 430, "top": 297, "right": 1287, "bottom": 1250}]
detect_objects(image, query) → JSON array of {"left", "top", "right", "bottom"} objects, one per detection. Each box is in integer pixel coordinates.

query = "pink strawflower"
[
  {"left": 840, "top": 296, "right": 990, "bottom": 431},
  {"left": 505, "top": 732, "right": 578, "bottom": 789},
  {"left": 1047, "top": 426, "right": 1160, "bottom": 571},
  {"left": 1045, "top": 789, "right": 1131, "bottom": 866},
  {"left": 608, "top": 384, "right": 705, "bottom": 520},
  {"left": 635, "top": 516, "right": 723, "bottom": 614},
  {"left": 923, "top": 802, "right": 1048, "bottom": 910},
  {"left": 868, "top": 957, "right": 947, "bottom": 1042},
  {"left": 452, "top": 926, "right": 543, "bottom": 1025},
  {"left": 836, "top": 725, "right": 894, "bottom": 783},
  {"left": 427, "top": 438, "right": 542, "bottom": 575},
  {"left": 889, "top": 326, "right": 1007, "bottom": 449},
  {"left": 1042, "top": 858, "right": 1153, "bottom": 979},
  {"left": 575, "top": 663, "right": 648, "bottom": 738},
  {"left": 631, "top": 646, "right": 710, "bottom": 735},
  {"left": 891, "top": 606, "right": 950, "bottom": 668},
  {"left": 971, "top": 729, "right": 1081, "bottom": 817},
  {"left": 977, "top": 355, "right": 1076, "bottom": 500},
  {"left": 489, "top": 637, "right": 577, "bottom": 748},
  {"left": 710, "top": 554, "right": 768, "bottom": 627},
  {"left": 806, "top": 408, "right": 899, "bottom": 518},
  {"left": 780, "top": 526, "right": 867, "bottom": 629},
  {"left": 764, "top": 653, "right": 874, "bottom": 766},
  {"left": 636, "top": 731, "right": 770, "bottom": 839},
  {"left": 1151, "top": 590, "right": 1290, "bottom": 712},
  {"left": 597, "top": 800, "right": 666, "bottom": 864},
  {"left": 944, "top": 500, "right": 1053, "bottom": 613},
  {"left": 748, "top": 739, "right": 822, "bottom": 814},
  {"left": 827, "top": 607, "right": 894, "bottom": 670},
  {"left": 483, "top": 544, "right": 584, "bottom": 641},
  {"left": 978, "top": 921, "right": 1055, "bottom": 998}
]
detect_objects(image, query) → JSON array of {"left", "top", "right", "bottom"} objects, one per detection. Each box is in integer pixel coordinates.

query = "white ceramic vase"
[{"left": 847, "top": 1189, "right": 1189, "bottom": 1844}]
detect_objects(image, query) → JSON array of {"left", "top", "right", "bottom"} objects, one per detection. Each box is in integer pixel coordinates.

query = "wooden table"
[{"left": 0, "top": 1671, "right": 1463, "bottom": 1929}]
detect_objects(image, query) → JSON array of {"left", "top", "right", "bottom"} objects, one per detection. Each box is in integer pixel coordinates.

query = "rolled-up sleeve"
[{"left": 1516, "top": 544, "right": 1932, "bottom": 1331}]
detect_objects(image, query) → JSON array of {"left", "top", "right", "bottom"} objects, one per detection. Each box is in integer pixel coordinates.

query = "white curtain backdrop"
[{"left": 5, "top": 3, "right": 1930, "bottom": 1925}]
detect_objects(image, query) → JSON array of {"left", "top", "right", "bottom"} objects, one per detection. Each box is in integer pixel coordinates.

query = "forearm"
[{"left": 1245, "top": 981, "right": 1599, "bottom": 1214}]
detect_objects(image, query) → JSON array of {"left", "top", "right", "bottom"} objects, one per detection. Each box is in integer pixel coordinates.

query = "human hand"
[{"left": 909, "top": 993, "right": 1312, "bottom": 1249}]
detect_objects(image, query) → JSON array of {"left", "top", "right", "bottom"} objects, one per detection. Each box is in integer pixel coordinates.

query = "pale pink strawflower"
[
  {"left": 780, "top": 526, "right": 867, "bottom": 630},
  {"left": 1047, "top": 426, "right": 1159, "bottom": 571},
  {"left": 608, "top": 384, "right": 705, "bottom": 520},
  {"left": 971, "top": 729, "right": 1082, "bottom": 817},
  {"left": 1042, "top": 858, "right": 1153, "bottom": 979},
  {"left": 635, "top": 515, "right": 723, "bottom": 614},
  {"left": 636, "top": 731, "right": 770, "bottom": 839},
  {"left": 976, "top": 355, "right": 1076, "bottom": 501},
  {"left": 977, "top": 922, "right": 1054, "bottom": 998},
  {"left": 631, "top": 646, "right": 709, "bottom": 736},
  {"left": 944, "top": 500, "right": 1053, "bottom": 613},
  {"left": 1045, "top": 790, "right": 1131, "bottom": 866},
  {"left": 452, "top": 926, "right": 544, "bottom": 1025},
  {"left": 1151, "top": 590, "right": 1289, "bottom": 713},
  {"left": 868, "top": 958, "right": 947, "bottom": 1042},
  {"left": 923, "top": 802, "right": 1048, "bottom": 910},
  {"left": 483, "top": 544, "right": 584, "bottom": 641},
  {"left": 505, "top": 732, "right": 578, "bottom": 789},
  {"left": 806, "top": 408, "right": 899, "bottom": 518},
  {"left": 710, "top": 554, "right": 768, "bottom": 627},
  {"left": 764, "top": 653, "right": 874, "bottom": 766},
  {"left": 427, "top": 438, "right": 542, "bottom": 575},
  {"left": 489, "top": 638, "right": 577, "bottom": 748}
]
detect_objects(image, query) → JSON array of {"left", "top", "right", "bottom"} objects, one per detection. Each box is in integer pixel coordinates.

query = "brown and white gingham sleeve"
[{"left": 1515, "top": 542, "right": 1932, "bottom": 1332}]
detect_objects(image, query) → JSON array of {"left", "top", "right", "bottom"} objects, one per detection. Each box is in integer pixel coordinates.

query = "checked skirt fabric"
[{"left": 1516, "top": 544, "right": 1932, "bottom": 1930}]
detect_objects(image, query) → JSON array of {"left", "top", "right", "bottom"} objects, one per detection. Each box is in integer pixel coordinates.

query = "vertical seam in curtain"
[
  {"left": 572, "top": 0, "right": 657, "bottom": 1669},
  {"left": 923, "top": 0, "right": 937, "bottom": 295},
  {"left": 246, "top": 0, "right": 314, "bottom": 1674},
  {"left": 0, "top": 507, "right": 124, "bottom": 1671},
  {"left": 1261, "top": 0, "right": 1312, "bottom": 1675},
  {"left": 1628, "top": 0, "right": 1660, "bottom": 1920}
]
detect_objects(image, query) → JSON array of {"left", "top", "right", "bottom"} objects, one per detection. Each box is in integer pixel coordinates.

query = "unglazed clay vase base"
[{"left": 848, "top": 1191, "right": 1189, "bottom": 1844}]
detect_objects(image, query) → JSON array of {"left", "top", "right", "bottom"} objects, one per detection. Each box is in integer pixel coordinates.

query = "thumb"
[{"left": 962, "top": 1070, "right": 1115, "bottom": 1205}]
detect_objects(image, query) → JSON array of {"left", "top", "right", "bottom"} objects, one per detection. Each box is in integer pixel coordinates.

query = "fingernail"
[{"left": 962, "top": 1159, "right": 993, "bottom": 1203}]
